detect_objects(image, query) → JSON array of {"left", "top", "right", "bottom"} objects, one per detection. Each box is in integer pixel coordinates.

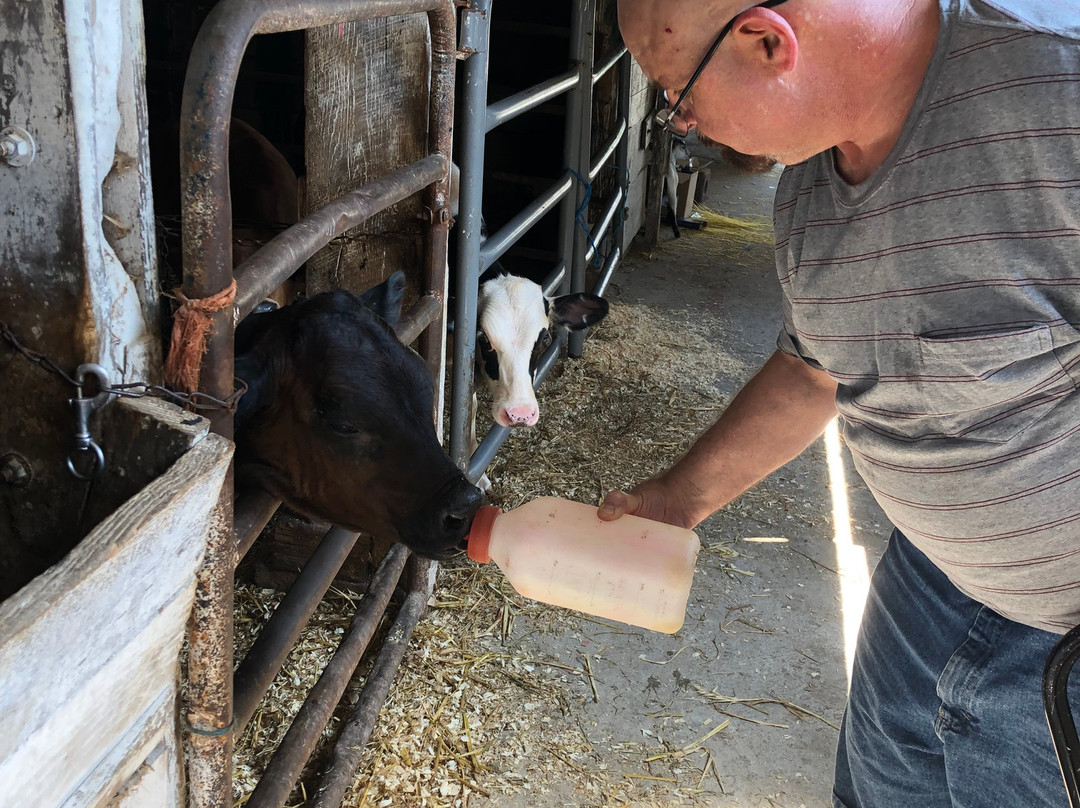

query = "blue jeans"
[{"left": 834, "top": 529, "right": 1079, "bottom": 808}]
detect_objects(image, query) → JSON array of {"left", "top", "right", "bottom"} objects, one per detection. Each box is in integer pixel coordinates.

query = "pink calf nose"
[{"left": 503, "top": 405, "right": 539, "bottom": 426}]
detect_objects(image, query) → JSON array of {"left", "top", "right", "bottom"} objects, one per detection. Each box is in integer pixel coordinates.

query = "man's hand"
[
  {"left": 598, "top": 477, "right": 703, "bottom": 529},
  {"left": 596, "top": 350, "right": 838, "bottom": 531}
]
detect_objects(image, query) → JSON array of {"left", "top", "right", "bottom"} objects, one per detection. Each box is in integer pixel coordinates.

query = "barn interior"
[
  {"left": 140, "top": 0, "right": 625, "bottom": 294},
  {"left": 0, "top": 2, "right": 896, "bottom": 807}
]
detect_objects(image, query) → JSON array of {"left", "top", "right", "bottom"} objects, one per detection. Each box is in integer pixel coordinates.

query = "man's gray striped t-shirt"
[{"left": 774, "top": 0, "right": 1080, "bottom": 632}]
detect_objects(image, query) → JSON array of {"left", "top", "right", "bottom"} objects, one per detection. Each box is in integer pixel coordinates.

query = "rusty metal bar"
[
  {"left": 233, "top": 526, "right": 362, "bottom": 734},
  {"left": 183, "top": 475, "right": 235, "bottom": 808},
  {"left": 234, "top": 489, "right": 282, "bottom": 559},
  {"left": 243, "top": 544, "right": 410, "bottom": 808},
  {"left": 398, "top": 294, "right": 442, "bottom": 346},
  {"left": 251, "top": 0, "right": 439, "bottom": 33},
  {"left": 180, "top": 2, "right": 457, "bottom": 807},
  {"left": 233, "top": 155, "right": 448, "bottom": 321},
  {"left": 418, "top": 0, "right": 456, "bottom": 383},
  {"left": 312, "top": 577, "right": 429, "bottom": 808}
]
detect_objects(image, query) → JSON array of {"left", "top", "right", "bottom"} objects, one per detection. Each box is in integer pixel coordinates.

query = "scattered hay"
[
  {"left": 693, "top": 685, "right": 842, "bottom": 732},
  {"left": 690, "top": 205, "right": 774, "bottom": 246},
  {"left": 648, "top": 204, "right": 774, "bottom": 267},
  {"left": 232, "top": 289, "right": 748, "bottom": 806}
]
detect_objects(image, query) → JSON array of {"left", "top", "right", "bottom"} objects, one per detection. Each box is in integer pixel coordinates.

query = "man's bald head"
[
  {"left": 618, "top": 0, "right": 942, "bottom": 182},
  {"left": 619, "top": 0, "right": 797, "bottom": 168},
  {"left": 618, "top": 0, "right": 743, "bottom": 89}
]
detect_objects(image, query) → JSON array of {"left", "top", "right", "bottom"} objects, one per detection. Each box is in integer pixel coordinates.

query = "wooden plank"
[
  {"left": 0, "top": 433, "right": 233, "bottom": 807},
  {"left": 624, "top": 59, "right": 651, "bottom": 250},
  {"left": 104, "top": 743, "right": 176, "bottom": 808},
  {"left": 304, "top": 16, "right": 431, "bottom": 301},
  {"left": 78, "top": 693, "right": 177, "bottom": 808}
]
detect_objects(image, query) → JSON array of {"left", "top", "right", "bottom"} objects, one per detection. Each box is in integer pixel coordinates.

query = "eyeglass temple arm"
[
  {"left": 667, "top": 0, "right": 790, "bottom": 116},
  {"left": 668, "top": 27, "right": 731, "bottom": 116}
]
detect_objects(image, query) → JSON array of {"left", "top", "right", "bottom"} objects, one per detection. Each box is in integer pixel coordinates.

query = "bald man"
[{"left": 600, "top": 2, "right": 1080, "bottom": 806}]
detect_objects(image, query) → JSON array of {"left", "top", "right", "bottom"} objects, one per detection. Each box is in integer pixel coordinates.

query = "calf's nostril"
[{"left": 505, "top": 405, "right": 539, "bottom": 426}]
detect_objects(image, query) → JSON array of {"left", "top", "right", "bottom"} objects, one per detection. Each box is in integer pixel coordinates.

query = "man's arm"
[{"left": 599, "top": 349, "right": 839, "bottom": 528}]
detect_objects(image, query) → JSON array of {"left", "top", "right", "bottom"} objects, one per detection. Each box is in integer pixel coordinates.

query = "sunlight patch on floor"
[{"left": 824, "top": 418, "right": 870, "bottom": 688}]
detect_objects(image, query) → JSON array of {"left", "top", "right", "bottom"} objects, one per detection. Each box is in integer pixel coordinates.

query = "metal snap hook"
[{"left": 66, "top": 363, "right": 112, "bottom": 480}]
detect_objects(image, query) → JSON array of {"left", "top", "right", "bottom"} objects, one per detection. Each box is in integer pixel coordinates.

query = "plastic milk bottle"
[{"left": 466, "top": 496, "right": 700, "bottom": 633}]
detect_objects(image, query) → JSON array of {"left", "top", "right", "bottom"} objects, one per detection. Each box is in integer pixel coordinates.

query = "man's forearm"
[{"left": 660, "top": 349, "right": 839, "bottom": 525}]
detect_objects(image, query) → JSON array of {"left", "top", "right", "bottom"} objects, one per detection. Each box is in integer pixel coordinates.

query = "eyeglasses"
[{"left": 654, "top": 0, "right": 789, "bottom": 136}]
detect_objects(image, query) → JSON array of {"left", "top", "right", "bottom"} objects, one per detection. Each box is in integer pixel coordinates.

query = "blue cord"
[
  {"left": 568, "top": 168, "right": 603, "bottom": 268},
  {"left": 569, "top": 164, "right": 632, "bottom": 269}
]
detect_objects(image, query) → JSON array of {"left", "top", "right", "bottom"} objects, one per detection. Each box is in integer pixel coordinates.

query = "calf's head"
[
  {"left": 234, "top": 273, "right": 482, "bottom": 559},
  {"left": 476, "top": 274, "right": 609, "bottom": 427}
]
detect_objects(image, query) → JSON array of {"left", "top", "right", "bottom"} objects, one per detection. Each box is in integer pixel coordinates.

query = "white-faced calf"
[
  {"left": 476, "top": 273, "right": 609, "bottom": 427},
  {"left": 234, "top": 272, "right": 483, "bottom": 559}
]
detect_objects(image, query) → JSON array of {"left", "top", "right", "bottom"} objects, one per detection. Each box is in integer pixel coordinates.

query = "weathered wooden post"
[{"left": 0, "top": 0, "right": 161, "bottom": 595}]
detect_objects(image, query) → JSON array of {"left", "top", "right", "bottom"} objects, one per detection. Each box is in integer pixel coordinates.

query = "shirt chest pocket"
[{"left": 915, "top": 324, "right": 1076, "bottom": 443}]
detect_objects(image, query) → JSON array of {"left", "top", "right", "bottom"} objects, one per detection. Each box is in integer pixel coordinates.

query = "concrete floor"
[{"left": 474, "top": 160, "right": 892, "bottom": 807}]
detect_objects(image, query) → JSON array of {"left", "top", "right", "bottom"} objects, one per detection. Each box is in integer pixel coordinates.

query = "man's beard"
[{"left": 697, "top": 131, "right": 779, "bottom": 174}]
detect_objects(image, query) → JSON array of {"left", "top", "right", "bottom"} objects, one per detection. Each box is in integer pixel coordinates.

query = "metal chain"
[{"left": 0, "top": 318, "right": 247, "bottom": 413}]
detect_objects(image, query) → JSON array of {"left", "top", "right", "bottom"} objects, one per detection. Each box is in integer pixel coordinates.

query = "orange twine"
[{"left": 164, "top": 279, "right": 237, "bottom": 397}]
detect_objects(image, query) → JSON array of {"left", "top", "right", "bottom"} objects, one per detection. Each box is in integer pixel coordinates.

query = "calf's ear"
[
  {"left": 550, "top": 293, "right": 609, "bottom": 331},
  {"left": 357, "top": 270, "right": 407, "bottom": 331},
  {"left": 233, "top": 353, "right": 274, "bottom": 429},
  {"left": 234, "top": 306, "right": 284, "bottom": 355}
]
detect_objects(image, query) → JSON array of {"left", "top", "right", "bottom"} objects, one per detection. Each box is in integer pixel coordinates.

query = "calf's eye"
[
  {"left": 476, "top": 330, "right": 500, "bottom": 381},
  {"left": 315, "top": 407, "right": 360, "bottom": 436}
]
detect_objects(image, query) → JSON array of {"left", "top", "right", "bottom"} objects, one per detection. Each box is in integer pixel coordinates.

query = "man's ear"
[{"left": 731, "top": 7, "right": 798, "bottom": 74}]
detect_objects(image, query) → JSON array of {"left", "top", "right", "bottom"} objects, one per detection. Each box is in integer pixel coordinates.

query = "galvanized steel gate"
[
  {"left": 177, "top": 0, "right": 632, "bottom": 805},
  {"left": 450, "top": 0, "right": 632, "bottom": 480}
]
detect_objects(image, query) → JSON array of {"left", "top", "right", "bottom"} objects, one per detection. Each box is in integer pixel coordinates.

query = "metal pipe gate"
[
  {"left": 449, "top": 0, "right": 634, "bottom": 480},
  {"left": 177, "top": 1, "right": 456, "bottom": 806}
]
